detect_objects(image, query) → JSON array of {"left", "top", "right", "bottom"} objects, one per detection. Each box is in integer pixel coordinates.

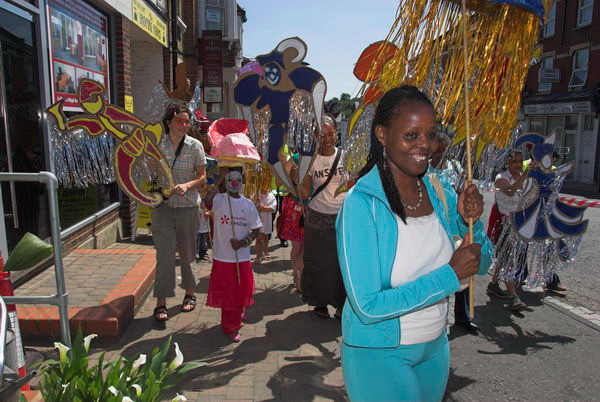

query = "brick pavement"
[
  {"left": 15, "top": 252, "right": 140, "bottom": 307},
  {"left": 18, "top": 232, "right": 600, "bottom": 401},
  {"left": 15, "top": 245, "right": 155, "bottom": 340},
  {"left": 94, "top": 238, "right": 348, "bottom": 401}
]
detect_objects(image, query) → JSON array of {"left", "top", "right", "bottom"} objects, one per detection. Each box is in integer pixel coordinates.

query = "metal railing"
[
  {"left": 0, "top": 172, "right": 71, "bottom": 349},
  {"left": 0, "top": 295, "right": 6, "bottom": 384},
  {"left": 60, "top": 202, "right": 120, "bottom": 239}
]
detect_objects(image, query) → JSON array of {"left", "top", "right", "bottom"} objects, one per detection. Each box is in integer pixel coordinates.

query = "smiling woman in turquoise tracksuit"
[{"left": 336, "top": 86, "right": 492, "bottom": 401}]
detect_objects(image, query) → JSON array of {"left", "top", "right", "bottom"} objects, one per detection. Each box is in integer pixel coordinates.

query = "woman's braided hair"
[{"left": 357, "top": 85, "right": 435, "bottom": 223}]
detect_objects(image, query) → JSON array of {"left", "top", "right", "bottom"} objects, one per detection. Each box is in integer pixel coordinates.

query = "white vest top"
[{"left": 391, "top": 212, "right": 455, "bottom": 345}]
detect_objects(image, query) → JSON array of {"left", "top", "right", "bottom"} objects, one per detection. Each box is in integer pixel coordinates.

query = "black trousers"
[{"left": 454, "top": 287, "right": 471, "bottom": 323}]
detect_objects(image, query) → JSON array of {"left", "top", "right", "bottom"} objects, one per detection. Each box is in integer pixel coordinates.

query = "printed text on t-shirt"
[{"left": 313, "top": 167, "right": 343, "bottom": 179}]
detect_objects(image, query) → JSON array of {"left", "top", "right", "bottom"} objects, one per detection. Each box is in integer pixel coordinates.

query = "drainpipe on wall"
[{"left": 171, "top": 0, "right": 178, "bottom": 86}]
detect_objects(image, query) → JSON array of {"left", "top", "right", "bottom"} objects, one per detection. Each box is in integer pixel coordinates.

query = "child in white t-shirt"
[
  {"left": 255, "top": 190, "right": 277, "bottom": 264},
  {"left": 204, "top": 167, "right": 262, "bottom": 342},
  {"left": 196, "top": 201, "right": 211, "bottom": 262}
]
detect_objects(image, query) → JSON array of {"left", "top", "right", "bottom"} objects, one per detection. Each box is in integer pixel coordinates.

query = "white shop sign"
[
  {"left": 524, "top": 101, "right": 592, "bottom": 115},
  {"left": 538, "top": 68, "right": 561, "bottom": 83}
]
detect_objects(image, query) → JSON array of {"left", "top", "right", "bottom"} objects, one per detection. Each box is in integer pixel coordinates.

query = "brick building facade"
[
  {"left": 0, "top": 0, "right": 245, "bottom": 271},
  {"left": 522, "top": 0, "right": 600, "bottom": 194}
]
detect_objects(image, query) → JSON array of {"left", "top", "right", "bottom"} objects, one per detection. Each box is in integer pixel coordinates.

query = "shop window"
[
  {"left": 177, "top": 0, "right": 184, "bottom": 19},
  {"left": 568, "top": 48, "right": 589, "bottom": 88},
  {"left": 206, "top": 0, "right": 225, "bottom": 31},
  {"left": 529, "top": 115, "right": 545, "bottom": 134},
  {"left": 58, "top": 184, "right": 118, "bottom": 229},
  {"left": 565, "top": 115, "right": 578, "bottom": 131},
  {"left": 149, "top": 0, "right": 167, "bottom": 13},
  {"left": 547, "top": 115, "right": 563, "bottom": 136},
  {"left": 583, "top": 114, "right": 594, "bottom": 131},
  {"left": 538, "top": 57, "right": 554, "bottom": 92},
  {"left": 542, "top": 1, "right": 556, "bottom": 38},
  {"left": 577, "top": 0, "right": 593, "bottom": 27}
]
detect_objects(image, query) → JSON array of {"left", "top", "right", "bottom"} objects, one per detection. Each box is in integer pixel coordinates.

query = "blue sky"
[{"left": 237, "top": 0, "right": 399, "bottom": 100}]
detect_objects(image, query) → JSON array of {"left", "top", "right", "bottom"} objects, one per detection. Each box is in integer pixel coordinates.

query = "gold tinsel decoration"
[
  {"left": 359, "top": 0, "right": 550, "bottom": 160},
  {"left": 244, "top": 161, "right": 273, "bottom": 204}
]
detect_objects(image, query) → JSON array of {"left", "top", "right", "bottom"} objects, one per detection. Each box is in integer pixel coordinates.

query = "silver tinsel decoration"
[
  {"left": 48, "top": 118, "right": 115, "bottom": 188},
  {"left": 188, "top": 84, "right": 204, "bottom": 125},
  {"left": 442, "top": 122, "right": 525, "bottom": 192},
  {"left": 493, "top": 220, "right": 584, "bottom": 288},
  {"left": 144, "top": 83, "right": 203, "bottom": 123},
  {"left": 339, "top": 104, "right": 376, "bottom": 185},
  {"left": 286, "top": 91, "right": 317, "bottom": 155},
  {"left": 250, "top": 108, "right": 270, "bottom": 159}
]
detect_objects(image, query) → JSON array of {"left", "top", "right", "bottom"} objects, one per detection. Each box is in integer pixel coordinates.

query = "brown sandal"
[
  {"left": 153, "top": 305, "right": 169, "bottom": 321},
  {"left": 181, "top": 295, "right": 197, "bottom": 312}
]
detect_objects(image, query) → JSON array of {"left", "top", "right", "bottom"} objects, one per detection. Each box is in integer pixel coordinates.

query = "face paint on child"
[{"left": 225, "top": 171, "right": 243, "bottom": 193}]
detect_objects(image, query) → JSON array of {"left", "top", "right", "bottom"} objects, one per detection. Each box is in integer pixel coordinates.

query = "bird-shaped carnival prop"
[
  {"left": 233, "top": 37, "right": 327, "bottom": 193},
  {"left": 47, "top": 79, "right": 175, "bottom": 207},
  {"left": 493, "top": 131, "right": 589, "bottom": 287}
]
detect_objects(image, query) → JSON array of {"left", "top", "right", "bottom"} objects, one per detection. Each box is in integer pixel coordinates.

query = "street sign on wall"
[
  {"left": 201, "top": 30, "right": 223, "bottom": 103},
  {"left": 524, "top": 101, "right": 592, "bottom": 115},
  {"left": 539, "top": 68, "right": 561, "bottom": 83}
]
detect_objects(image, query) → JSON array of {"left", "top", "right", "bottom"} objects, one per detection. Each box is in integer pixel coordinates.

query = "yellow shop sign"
[{"left": 131, "top": 0, "right": 168, "bottom": 47}]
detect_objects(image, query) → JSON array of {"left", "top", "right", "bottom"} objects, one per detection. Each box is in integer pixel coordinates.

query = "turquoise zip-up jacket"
[{"left": 335, "top": 166, "right": 493, "bottom": 348}]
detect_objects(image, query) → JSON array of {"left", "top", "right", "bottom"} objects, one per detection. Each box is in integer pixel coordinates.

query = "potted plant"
[{"left": 34, "top": 329, "right": 205, "bottom": 401}]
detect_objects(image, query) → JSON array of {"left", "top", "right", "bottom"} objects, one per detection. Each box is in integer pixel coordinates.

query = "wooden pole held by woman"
[{"left": 461, "top": 0, "right": 476, "bottom": 319}]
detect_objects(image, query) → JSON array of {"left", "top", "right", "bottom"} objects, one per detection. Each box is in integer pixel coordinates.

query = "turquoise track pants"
[{"left": 341, "top": 332, "right": 449, "bottom": 401}]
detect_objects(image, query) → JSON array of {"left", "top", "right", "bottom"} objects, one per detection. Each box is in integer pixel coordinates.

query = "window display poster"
[{"left": 48, "top": 0, "right": 110, "bottom": 111}]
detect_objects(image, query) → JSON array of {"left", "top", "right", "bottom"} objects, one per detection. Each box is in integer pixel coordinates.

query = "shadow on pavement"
[
  {"left": 472, "top": 299, "right": 576, "bottom": 356},
  {"left": 117, "top": 286, "right": 343, "bottom": 399},
  {"left": 243, "top": 284, "right": 304, "bottom": 324},
  {"left": 265, "top": 343, "right": 346, "bottom": 401},
  {"left": 253, "top": 257, "right": 293, "bottom": 275},
  {"left": 444, "top": 368, "right": 477, "bottom": 401}
]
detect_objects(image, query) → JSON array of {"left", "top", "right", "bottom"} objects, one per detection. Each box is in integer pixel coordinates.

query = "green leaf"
[
  {"left": 151, "top": 336, "right": 172, "bottom": 374},
  {"left": 4, "top": 232, "right": 53, "bottom": 271},
  {"left": 36, "top": 335, "right": 196, "bottom": 402},
  {"left": 177, "top": 361, "right": 207, "bottom": 374}
]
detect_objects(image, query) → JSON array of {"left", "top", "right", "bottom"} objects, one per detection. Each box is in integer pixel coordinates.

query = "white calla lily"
[
  {"left": 122, "top": 398, "right": 134, "bottom": 402},
  {"left": 132, "top": 354, "right": 146, "bottom": 371},
  {"left": 168, "top": 343, "right": 184, "bottom": 371},
  {"left": 54, "top": 342, "right": 70, "bottom": 364},
  {"left": 108, "top": 386, "right": 118, "bottom": 396},
  {"left": 172, "top": 394, "right": 187, "bottom": 401},
  {"left": 83, "top": 334, "right": 97, "bottom": 352},
  {"left": 132, "top": 384, "right": 142, "bottom": 397}
]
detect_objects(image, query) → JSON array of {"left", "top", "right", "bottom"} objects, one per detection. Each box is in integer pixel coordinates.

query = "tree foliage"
[{"left": 325, "top": 93, "right": 360, "bottom": 119}]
